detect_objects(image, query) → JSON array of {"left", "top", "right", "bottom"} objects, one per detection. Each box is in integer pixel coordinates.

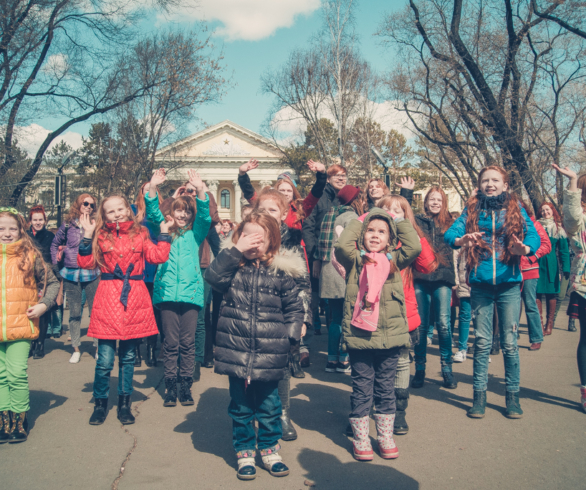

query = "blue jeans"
[
  {"left": 327, "top": 298, "right": 348, "bottom": 362},
  {"left": 457, "top": 297, "right": 472, "bottom": 351},
  {"left": 228, "top": 377, "right": 282, "bottom": 453},
  {"left": 93, "top": 339, "right": 137, "bottom": 399},
  {"left": 195, "top": 268, "right": 211, "bottom": 363},
  {"left": 414, "top": 281, "right": 453, "bottom": 372},
  {"left": 471, "top": 284, "right": 521, "bottom": 392},
  {"left": 521, "top": 278, "right": 543, "bottom": 344}
]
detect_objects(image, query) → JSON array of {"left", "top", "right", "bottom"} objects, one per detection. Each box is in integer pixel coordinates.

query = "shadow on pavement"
[
  {"left": 28, "top": 390, "right": 67, "bottom": 431},
  {"left": 291, "top": 382, "right": 351, "bottom": 451},
  {"left": 298, "top": 448, "right": 419, "bottom": 489},
  {"left": 174, "top": 386, "right": 235, "bottom": 468}
]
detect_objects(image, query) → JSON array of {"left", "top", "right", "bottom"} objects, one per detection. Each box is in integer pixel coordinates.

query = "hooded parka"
[
  {"left": 205, "top": 246, "right": 304, "bottom": 382},
  {"left": 334, "top": 209, "right": 421, "bottom": 351}
]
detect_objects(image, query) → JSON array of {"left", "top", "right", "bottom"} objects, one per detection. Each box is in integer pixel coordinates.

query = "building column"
[
  {"left": 206, "top": 179, "right": 219, "bottom": 202},
  {"left": 233, "top": 180, "right": 242, "bottom": 221}
]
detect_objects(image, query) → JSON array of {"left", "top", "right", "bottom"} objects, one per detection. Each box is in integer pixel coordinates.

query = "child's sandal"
[
  {"left": 260, "top": 447, "right": 289, "bottom": 477},
  {"left": 236, "top": 451, "right": 256, "bottom": 481}
]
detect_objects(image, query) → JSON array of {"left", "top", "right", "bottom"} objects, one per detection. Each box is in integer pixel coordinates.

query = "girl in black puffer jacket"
[{"left": 205, "top": 211, "right": 304, "bottom": 481}]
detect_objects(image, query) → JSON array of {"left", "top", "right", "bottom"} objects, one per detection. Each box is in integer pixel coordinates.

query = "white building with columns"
[{"left": 154, "top": 120, "right": 292, "bottom": 221}]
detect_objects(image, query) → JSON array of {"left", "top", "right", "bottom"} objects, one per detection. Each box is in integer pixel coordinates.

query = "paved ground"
[{"left": 1, "top": 304, "right": 585, "bottom": 490}]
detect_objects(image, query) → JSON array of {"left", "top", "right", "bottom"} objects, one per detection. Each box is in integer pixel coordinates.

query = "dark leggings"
[{"left": 577, "top": 309, "right": 586, "bottom": 385}]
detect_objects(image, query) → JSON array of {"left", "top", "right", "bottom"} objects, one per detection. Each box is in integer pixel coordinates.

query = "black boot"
[
  {"left": 117, "top": 395, "right": 135, "bottom": 425},
  {"left": 164, "top": 378, "right": 177, "bottom": 407},
  {"left": 278, "top": 377, "right": 297, "bottom": 441},
  {"left": 28, "top": 341, "right": 36, "bottom": 358},
  {"left": 89, "top": 398, "right": 109, "bottom": 425},
  {"left": 290, "top": 354, "right": 305, "bottom": 379},
  {"left": 410, "top": 370, "right": 425, "bottom": 389},
  {"left": 33, "top": 341, "right": 45, "bottom": 360},
  {"left": 179, "top": 376, "right": 195, "bottom": 406},
  {"left": 145, "top": 344, "right": 156, "bottom": 367},
  {"left": 193, "top": 361, "right": 201, "bottom": 382},
  {"left": 442, "top": 371, "right": 458, "bottom": 389},
  {"left": 8, "top": 412, "right": 28, "bottom": 443},
  {"left": 0, "top": 411, "right": 11, "bottom": 443},
  {"left": 394, "top": 388, "right": 409, "bottom": 435},
  {"left": 467, "top": 390, "right": 487, "bottom": 419},
  {"left": 505, "top": 391, "right": 523, "bottom": 419},
  {"left": 569, "top": 317, "right": 577, "bottom": 332},
  {"left": 134, "top": 344, "right": 142, "bottom": 367}
]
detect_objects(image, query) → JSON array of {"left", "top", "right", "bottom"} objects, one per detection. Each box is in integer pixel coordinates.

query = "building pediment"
[{"left": 156, "top": 120, "right": 282, "bottom": 160}]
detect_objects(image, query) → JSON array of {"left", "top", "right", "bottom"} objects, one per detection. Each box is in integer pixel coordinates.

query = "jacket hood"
[{"left": 358, "top": 208, "right": 399, "bottom": 254}]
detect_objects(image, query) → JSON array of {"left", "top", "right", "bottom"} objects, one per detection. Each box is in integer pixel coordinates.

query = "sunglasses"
[
  {"left": 184, "top": 188, "right": 195, "bottom": 194},
  {"left": 82, "top": 201, "right": 96, "bottom": 209}
]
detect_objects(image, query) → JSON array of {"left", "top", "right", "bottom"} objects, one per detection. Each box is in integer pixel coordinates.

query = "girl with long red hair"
[
  {"left": 536, "top": 202, "right": 571, "bottom": 336},
  {"left": 445, "top": 166, "right": 540, "bottom": 419},
  {"left": 411, "top": 186, "right": 457, "bottom": 391}
]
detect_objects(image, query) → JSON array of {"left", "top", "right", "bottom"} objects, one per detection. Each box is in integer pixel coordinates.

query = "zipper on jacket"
[
  {"left": 246, "top": 266, "right": 260, "bottom": 383},
  {"left": 492, "top": 211, "right": 496, "bottom": 285},
  {"left": 1, "top": 245, "right": 6, "bottom": 341}
]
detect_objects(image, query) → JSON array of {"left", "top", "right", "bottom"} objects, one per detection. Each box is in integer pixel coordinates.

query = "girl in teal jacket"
[{"left": 146, "top": 168, "right": 211, "bottom": 407}]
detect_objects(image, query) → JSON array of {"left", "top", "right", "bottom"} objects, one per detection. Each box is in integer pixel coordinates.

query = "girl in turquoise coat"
[
  {"left": 536, "top": 202, "right": 571, "bottom": 336},
  {"left": 146, "top": 168, "right": 211, "bottom": 407}
]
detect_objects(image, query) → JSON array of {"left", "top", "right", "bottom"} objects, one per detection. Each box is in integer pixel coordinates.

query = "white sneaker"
[
  {"left": 489, "top": 357, "right": 492, "bottom": 363},
  {"left": 453, "top": 350, "right": 467, "bottom": 363},
  {"left": 427, "top": 337, "right": 432, "bottom": 346},
  {"left": 69, "top": 351, "right": 81, "bottom": 364},
  {"left": 95, "top": 351, "right": 99, "bottom": 360}
]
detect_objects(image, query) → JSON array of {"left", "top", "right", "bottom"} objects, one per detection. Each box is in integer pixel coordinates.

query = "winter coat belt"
[{"left": 100, "top": 263, "right": 142, "bottom": 307}]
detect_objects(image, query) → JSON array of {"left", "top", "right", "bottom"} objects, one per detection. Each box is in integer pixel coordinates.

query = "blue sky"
[{"left": 22, "top": 0, "right": 407, "bottom": 154}]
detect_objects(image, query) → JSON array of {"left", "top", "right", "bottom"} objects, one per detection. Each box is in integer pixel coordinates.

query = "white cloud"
[
  {"left": 160, "top": 0, "right": 321, "bottom": 41},
  {"left": 14, "top": 124, "right": 83, "bottom": 157}
]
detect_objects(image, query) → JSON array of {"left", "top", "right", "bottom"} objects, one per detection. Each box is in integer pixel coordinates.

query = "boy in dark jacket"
[{"left": 205, "top": 211, "right": 304, "bottom": 481}]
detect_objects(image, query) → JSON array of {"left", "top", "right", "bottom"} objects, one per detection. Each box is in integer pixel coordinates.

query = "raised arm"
[
  {"left": 302, "top": 160, "right": 327, "bottom": 217},
  {"left": 238, "top": 160, "right": 259, "bottom": 203},
  {"left": 394, "top": 218, "right": 422, "bottom": 270}
]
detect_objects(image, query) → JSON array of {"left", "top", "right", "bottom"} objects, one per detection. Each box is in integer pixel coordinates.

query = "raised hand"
[
  {"left": 80, "top": 214, "right": 96, "bottom": 238},
  {"left": 160, "top": 215, "right": 174, "bottom": 234},
  {"left": 398, "top": 176, "right": 415, "bottom": 190},
  {"left": 235, "top": 232, "right": 264, "bottom": 254},
  {"left": 508, "top": 235, "right": 529, "bottom": 256},
  {"left": 239, "top": 159, "right": 259, "bottom": 175},
  {"left": 187, "top": 169, "right": 203, "bottom": 191},
  {"left": 307, "top": 160, "right": 326, "bottom": 174},
  {"left": 150, "top": 168, "right": 166, "bottom": 187},
  {"left": 172, "top": 186, "right": 186, "bottom": 199},
  {"left": 27, "top": 303, "right": 48, "bottom": 319},
  {"left": 552, "top": 164, "right": 577, "bottom": 180}
]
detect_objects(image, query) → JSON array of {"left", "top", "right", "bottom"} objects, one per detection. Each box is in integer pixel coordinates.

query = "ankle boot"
[
  {"left": 569, "top": 317, "right": 577, "bottom": 332},
  {"left": 8, "top": 412, "right": 28, "bottom": 443},
  {"left": 33, "top": 340, "right": 45, "bottom": 359},
  {"left": 193, "top": 361, "right": 201, "bottom": 382},
  {"left": 179, "top": 376, "right": 194, "bottom": 406},
  {"left": 278, "top": 377, "right": 297, "bottom": 441},
  {"left": 290, "top": 353, "right": 305, "bottom": 379},
  {"left": 394, "top": 388, "right": 409, "bottom": 435},
  {"left": 89, "top": 398, "right": 109, "bottom": 425},
  {"left": 544, "top": 298, "right": 556, "bottom": 336},
  {"left": 28, "top": 341, "right": 36, "bottom": 358},
  {"left": 373, "top": 413, "right": 399, "bottom": 459},
  {"left": 0, "top": 411, "right": 11, "bottom": 443},
  {"left": 145, "top": 344, "right": 156, "bottom": 367},
  {"left": 349, "top": 416, "right": 373, "bottom": 461},
  {"left": 134, "top": 344, "right": 142, "bottom": 367},
  {"left": 410, "top": 370, "right": 425, "bottom": 389},
  {"left": 117, "top": 395, "right": 135, "bottom": 425},
  {"left": 163, "top": 377, "right": 177, "bottom": 407},
  {"left": 467, "top": 390, "right": 487, "bottom": 418},
  {"left": 442, "top": 371, "right": 458, "bottom": 389},
  {"left": 505, "top": 391, "right": 523, "bottom": 419}
]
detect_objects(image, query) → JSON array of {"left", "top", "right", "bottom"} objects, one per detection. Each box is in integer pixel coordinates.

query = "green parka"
[
  {"left": 334, "top": 209, "right": 421, "bottom": 351},
  {"left": 145, "top": 192, "right": 211, "bottom": 307}
]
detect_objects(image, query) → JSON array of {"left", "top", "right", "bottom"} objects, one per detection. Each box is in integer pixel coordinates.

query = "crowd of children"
[{"left": 1, "top": 161, "right": 584, "bottom": 481}]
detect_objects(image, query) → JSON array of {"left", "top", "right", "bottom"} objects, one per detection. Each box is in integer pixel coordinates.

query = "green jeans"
[{"left": 0, "top": 339, "right": 31, "bottom": 413}]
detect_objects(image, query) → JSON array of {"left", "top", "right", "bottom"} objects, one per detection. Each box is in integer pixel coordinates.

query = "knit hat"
[
  {"left": 337, "top": 185, "right": 360, "bottom": 205},
  {"left": 277, "top": 172, "right": 297, "bottom": 187}
]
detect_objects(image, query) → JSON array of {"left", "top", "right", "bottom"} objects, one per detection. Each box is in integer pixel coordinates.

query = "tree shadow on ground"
[
  {"left": 290, "top": 382, "right": 352, "bottom": 451},
  {"left": 298, "top": 448, "right": 419, "bottom": 489},
  {"left": 28, "top": 390, "right": 67, "bottom": 431},
  {"left": 174, "top": 386, "right": 235, "bottom": 468}
]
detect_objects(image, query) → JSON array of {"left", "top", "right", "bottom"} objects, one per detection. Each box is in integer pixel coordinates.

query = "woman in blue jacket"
[{"left": 445, "top": 166, "right": 540, "bottom": 420}]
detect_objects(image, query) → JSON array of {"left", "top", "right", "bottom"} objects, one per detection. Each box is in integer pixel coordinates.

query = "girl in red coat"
[
  {"left": 377, "top": 195, "right": 438, "bottom": 434},
  {"left": 77, "top": 195, "right": 172, "bottom": 426}
]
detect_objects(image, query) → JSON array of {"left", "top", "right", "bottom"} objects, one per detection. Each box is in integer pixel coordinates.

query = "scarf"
[
  {"left": 538, "top": 217, "right": 566, "bottom": 240},
  {"left": 476, "top": 191, "right": 509, "bottom": 211}
]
